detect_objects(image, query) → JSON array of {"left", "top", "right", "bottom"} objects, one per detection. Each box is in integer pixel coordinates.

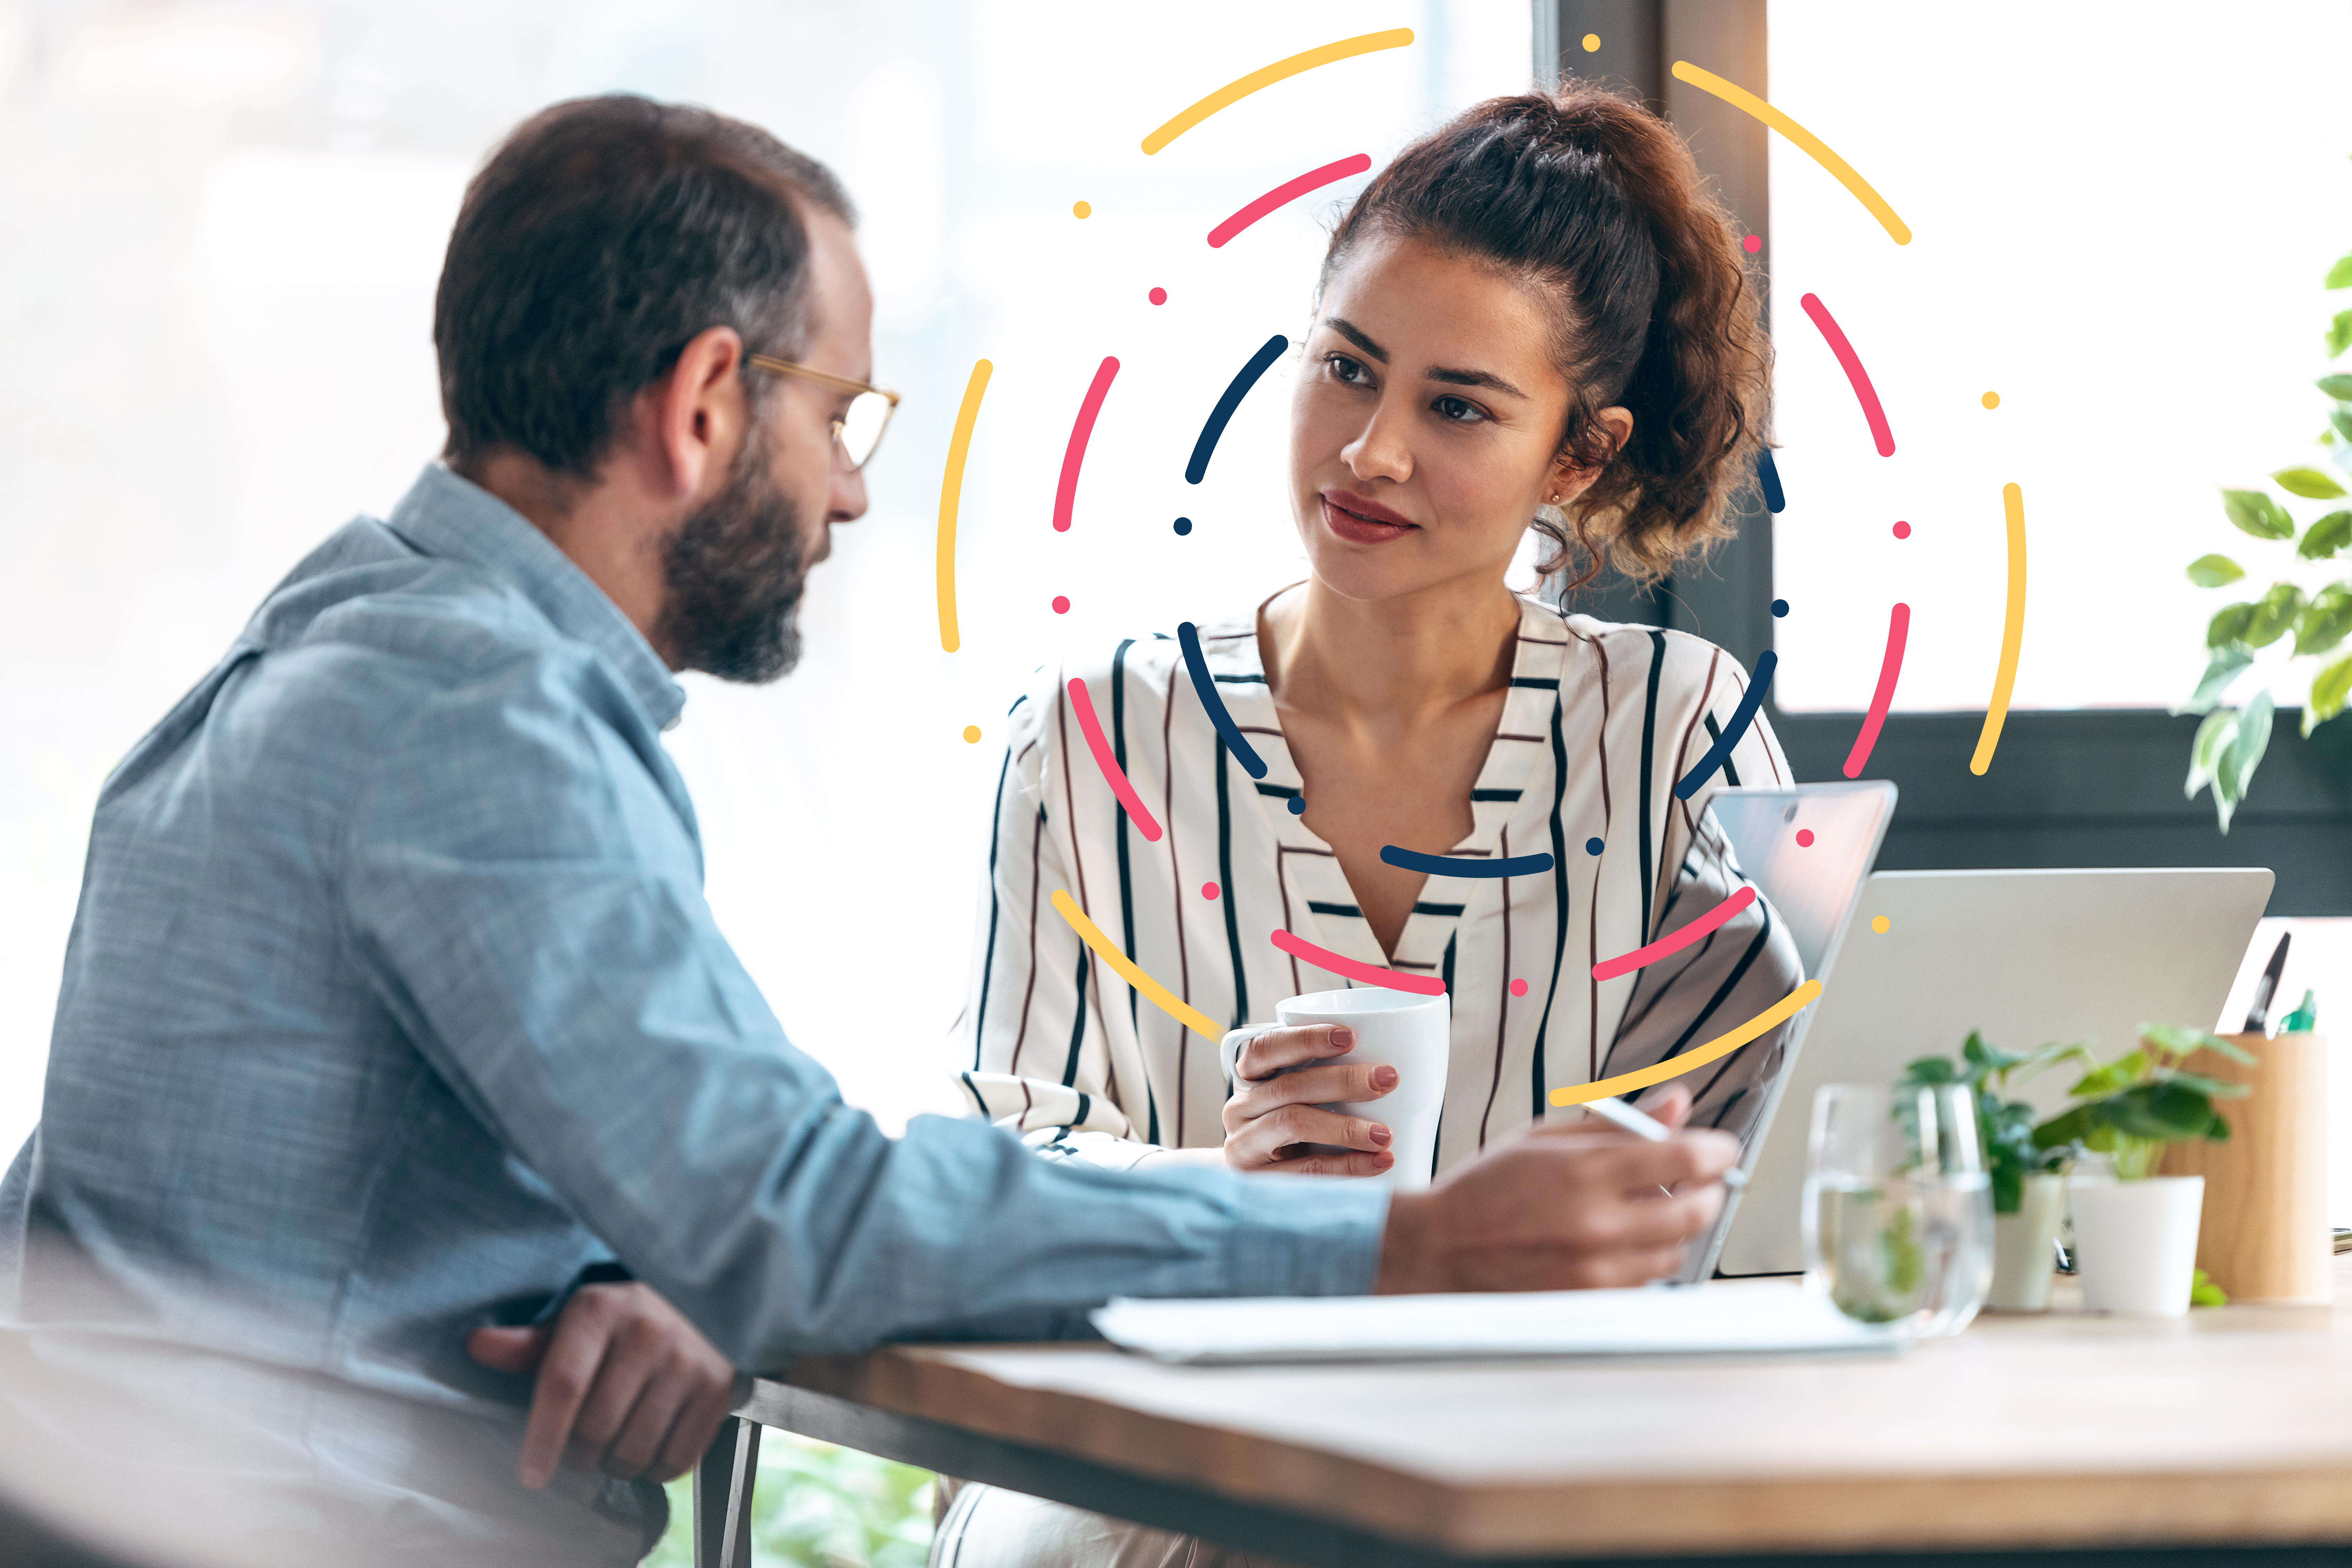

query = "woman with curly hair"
[{"left": 937, "top": 80, "right": 1803, "bottom": 1567}]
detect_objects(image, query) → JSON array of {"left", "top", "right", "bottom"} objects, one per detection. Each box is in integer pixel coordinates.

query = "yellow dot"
[
  {"left": 961, "top": 725, "right": 982, "bottom": 744},
  {"left": 1980, "top": 390, "right": 2000, "bottom": 409},
  {"left": 1071, "top": 200, "right": 1092, "bottom": 219},
  {"left": 1870, "top": 915, "right": 1891, "bottom": 934},
  {"left": 1582, "top": 33, "right": 1600, "bottom": 50}
]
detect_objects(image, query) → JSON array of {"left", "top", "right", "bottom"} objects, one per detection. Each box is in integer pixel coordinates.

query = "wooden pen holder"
[{"left": 2160, "top": 1030, "right": 2332, "bottom": 1303}]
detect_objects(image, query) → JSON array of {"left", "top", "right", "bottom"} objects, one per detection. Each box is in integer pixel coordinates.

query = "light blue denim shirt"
[{"left": 0, "top": 464, "right": 1382, "bottom": 1481}]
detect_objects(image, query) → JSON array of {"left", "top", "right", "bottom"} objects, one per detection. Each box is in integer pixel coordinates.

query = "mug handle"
[{"left": 1220, "top": 1024, "right": 1275, "bottom": 1085}]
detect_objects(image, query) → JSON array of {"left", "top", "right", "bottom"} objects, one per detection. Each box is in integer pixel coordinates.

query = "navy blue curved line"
[
  {"left": 1673, "top": 650, "right": 1777, "bottom": 799},
  {"left": 1185, "top": 334, "right": 1289, "bottom": 484},
  {"left": 1177, "top": 621, "right": 1267, "bottom": 778},
  {"left": 1757, "top": 449, "right": 1785, "bottom": 513},
  {"left": 1380, "top": 845, "right": 1556, "bottom": 879}
]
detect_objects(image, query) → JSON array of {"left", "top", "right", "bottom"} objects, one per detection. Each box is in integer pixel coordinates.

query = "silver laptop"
[
  {"left": 1713, "top": 866, "right": 2276, "bottom": 1277},
  {"left": 1670, "top": 782, "right": 1897, "bottom": 1283}
]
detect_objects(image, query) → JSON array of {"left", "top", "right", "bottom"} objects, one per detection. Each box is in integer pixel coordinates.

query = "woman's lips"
[{"left": 1319, "top": 493, "right": 1418, "bottom": 545}]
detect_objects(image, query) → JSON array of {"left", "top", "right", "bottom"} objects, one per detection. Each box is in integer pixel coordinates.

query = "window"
[
  {"left": 0, "top": 0, "right": 1533, "bottom": 1154},
  {"left": 1547, "top": 0, "right": 2352, "bottom": 915}
]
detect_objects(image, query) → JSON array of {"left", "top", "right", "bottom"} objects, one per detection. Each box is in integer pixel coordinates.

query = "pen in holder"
[{"left": 2159, "top": 1029, "right": 2332, "bottom": 1304}]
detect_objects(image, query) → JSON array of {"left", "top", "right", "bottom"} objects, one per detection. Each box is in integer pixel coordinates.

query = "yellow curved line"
[
  {"left": 937, "top": 359, "right": 992, "bottom": 653},
  {"left": 1051, "top": 889, "right": 1223, "bottom": 1042},
  {"left": 1669, "top": 61, "right": 1910, "bottom": 246},
  {"left": 1548, "top": 980, "right": 1822, "bottom": 1108},
  {"left": 1970, "top": 483, "right": 2027, "bottom": 776},
  {"left": 1142, "top": 29, "right": 1415, "bottom": 156}
]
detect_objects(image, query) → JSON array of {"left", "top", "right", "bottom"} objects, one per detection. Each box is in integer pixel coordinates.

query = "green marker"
[{"left": 2281, "top": 988, "right": 2319, "bottom": 1033}]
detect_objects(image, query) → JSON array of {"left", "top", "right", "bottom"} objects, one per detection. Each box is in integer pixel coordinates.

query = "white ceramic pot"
[
  {"left": 1987, "top": 1173, "right": 2066, "bottom": 1312},
  {"left": 2067, "top": 1175, "right": 2206, "bottom": 1316}
]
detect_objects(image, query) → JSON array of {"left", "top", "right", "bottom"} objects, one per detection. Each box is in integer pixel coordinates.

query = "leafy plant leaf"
[
  {"left": 2206, "top": 603, "right": 2256, "bottom": 648},
  {"left": 2140, "top": 1023, "right": 2257, "bottom": 1066},
  {"left": 2222, "top": 489, "right": 2295, "bottom": 540},
  {"left": 2295, "top": 584, "right": 2352, "bottom": 658},
  {"left": 2101, "top": 1082, "right": 2224, "bottom": 1141},
  {"left": 2320, "top": 373, "right": 2352, "bottom": 400},
  {"left": 2300, "top": 511, "right": 2352, "bottom": 560},
  {"left": 2308, "top": 652, "right": 2352, "bottom": 737},
  {"left": 2186, "top": 708, "right": 2236, "bottom": 802},
  {"left": 2190, "top": 1268, "right": 2228, "bottom": 1307},
  {"left": 2275, "top": 466, "right": 2348, "bottom": 499},
  {"left": 2150, "top": 1068, "right": 2252, "bottom": 1099},
  {"left": 2332, "top": 308, "right": 2352, "bottom": 358},
  {"left": 2186, "top": 553, "right": 2246, "bottom": 587},
  {"left": 2175, "top": 645, "right": 2252, "bottom": 716},
  {"left": 2331, "top": 253, "right": 2352, "bottom": 289},
  {"left": 2215, "top": 686, "right": 2275, "bottom": 833},
  {"left": 2032, "top": 1104, "right": 2096, "bottom": 1150},
  {"left": 2333, "top": 412, "right": 2352, "bottom": 446},
  {"left": 2242, "top": 582, "right": 2307, "bottom": 648}
]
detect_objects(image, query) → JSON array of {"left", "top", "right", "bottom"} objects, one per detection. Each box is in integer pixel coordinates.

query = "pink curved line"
[
  {"left": 1843, "top": 602, "right": 1911, "bottom": 778},
  {"left": 1052, "top": 357, "right": 1119, "bottom": 533},
  {"left": 1799, "top": 292, "right": 1894, "bottom": 456},
  {"left": 1269, "top": 929, "right": 1447, "bottom": 996},
  {"left": 1592, "top": 886, "right": 1757, "bottom": 982},
  {"left": 1066, "top": 677, "right": 1162, "bottom": 841},
  {"left": 1207, "top": 153, "right": 1373, "bottom": 248}
]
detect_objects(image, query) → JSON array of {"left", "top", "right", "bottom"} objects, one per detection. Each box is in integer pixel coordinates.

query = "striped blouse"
[{"left": 955, "top": 590, "right": 1805, "bottom": 1177}]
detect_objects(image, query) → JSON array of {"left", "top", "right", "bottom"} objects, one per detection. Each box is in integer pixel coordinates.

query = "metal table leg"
[{"left": 691, "top": 1414, "right": 761, "bottom": 1568}]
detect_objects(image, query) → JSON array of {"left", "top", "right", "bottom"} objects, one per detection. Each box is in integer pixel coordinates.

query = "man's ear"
[{"left": 646, "top": 325, "right": 750, "bottom": 503}]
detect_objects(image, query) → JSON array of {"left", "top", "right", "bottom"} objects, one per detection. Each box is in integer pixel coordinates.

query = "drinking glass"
[{"left": 1802, "top": 1083, "right": 1994, "bottom": 1335}]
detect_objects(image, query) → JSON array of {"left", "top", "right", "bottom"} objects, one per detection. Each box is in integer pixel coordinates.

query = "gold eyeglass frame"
[{"left": 746, "top": 354, "right": 901, "bottom": 472}]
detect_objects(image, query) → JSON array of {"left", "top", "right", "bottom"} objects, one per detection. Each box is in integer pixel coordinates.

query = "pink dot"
[
  {"left": 1892, "top": 521, "right": 1912, "bottom": 540},
  {"left": 1510, "top": 978, "right": 1529, "bottom": 998},
  {"left": 1201, "top": 881, "right": 1220, "bottom": 900},
  {"left": 1742, "top": 234, "right": 1762, "bottom": 254},
  {"left": 1795, "top": 829, "right": 1815, "bottom": 847},
  {"left": 1148, "top": 286, "right": 1167, "bottom": 305},
  {"left": 1051, "top": 595, "right": 1071, "bottom": 614}
]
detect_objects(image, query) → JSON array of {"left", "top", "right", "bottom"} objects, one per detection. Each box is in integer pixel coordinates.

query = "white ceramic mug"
[{"left": 1223, "top": 987, "right": 1451, "bottom": 1191}]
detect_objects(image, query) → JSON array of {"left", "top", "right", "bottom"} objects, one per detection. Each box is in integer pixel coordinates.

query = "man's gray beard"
[{"left": 653, "top": 421, "right": 809, "bottom": 684}]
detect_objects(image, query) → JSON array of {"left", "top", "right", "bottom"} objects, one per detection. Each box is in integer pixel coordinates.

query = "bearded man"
[{"left": 0, "top": 96, "right": 1735, "bottom": 1568}]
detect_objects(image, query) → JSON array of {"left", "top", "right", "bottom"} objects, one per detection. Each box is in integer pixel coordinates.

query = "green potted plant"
[
  {"left": 1900, "top": 1033, "right": 2073, "bottom": 1311},
  {"left": 2030, "top": 1026, "right": 2254, "bottom": 1316},
  {"left": 2177, "top": 236, "right": 2352, "bottom": 829}
]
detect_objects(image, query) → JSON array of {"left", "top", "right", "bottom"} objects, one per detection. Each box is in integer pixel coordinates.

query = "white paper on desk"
[{"left": 1091, "top": 1282, "right": 1905, "bottom": 1365}]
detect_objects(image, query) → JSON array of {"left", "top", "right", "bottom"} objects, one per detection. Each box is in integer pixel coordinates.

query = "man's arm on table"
[{"left": 345, "top": 660, "right": 1735, "bottom": 1372}]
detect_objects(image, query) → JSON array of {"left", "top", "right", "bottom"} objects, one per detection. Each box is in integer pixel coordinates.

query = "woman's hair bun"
[{"left": 1319, "top": 80, "right": 1771, "bottom": 586}]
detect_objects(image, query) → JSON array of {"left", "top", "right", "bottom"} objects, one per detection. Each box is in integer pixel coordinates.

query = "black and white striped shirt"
[{"left": 957, "top": 592, "right": 1804, "bottom": 1176}]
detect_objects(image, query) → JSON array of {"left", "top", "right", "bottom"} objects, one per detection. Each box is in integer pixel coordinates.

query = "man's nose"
[{"left": 829, "top": 461, "right": 868, "bottom": 526}]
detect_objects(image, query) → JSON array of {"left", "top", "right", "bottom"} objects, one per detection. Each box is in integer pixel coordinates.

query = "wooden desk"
[{"left": 717, "top": 1260, "right": 2352, "bottom": 1567}]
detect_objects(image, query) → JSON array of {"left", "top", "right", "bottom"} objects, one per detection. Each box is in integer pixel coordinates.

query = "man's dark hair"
[{"left": 434, "top": 95, "right": 855, "bottom": 480}]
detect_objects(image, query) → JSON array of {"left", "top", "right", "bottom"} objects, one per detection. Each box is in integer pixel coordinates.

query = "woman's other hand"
[{"left": 1220, "top": 1024, "right": 1398, "bottom": 1177}]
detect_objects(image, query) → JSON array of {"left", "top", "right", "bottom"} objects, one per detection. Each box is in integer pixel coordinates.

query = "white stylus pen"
[{"left": 1582, "top": 1096, "right": 1749, "bottom": 1187}]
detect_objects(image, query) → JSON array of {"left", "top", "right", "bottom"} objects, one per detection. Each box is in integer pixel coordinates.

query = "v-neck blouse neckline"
[{"left": 1189, "top": 590, "right": 1573, "bottom": 976}]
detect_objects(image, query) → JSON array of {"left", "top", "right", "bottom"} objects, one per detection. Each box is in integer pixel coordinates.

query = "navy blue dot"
[
  {"left": 1584, "top": 836, "right": 1604, "bottom": 855},
  {"left": 1287, "top": 796, "right": 1306, "bottom": 815},
  {"left": 1770, "top": 598, "right": 1790, "bottom": 618},
  {"left": 1173, "top": 517, "right": 1193, "bottom": 536}
]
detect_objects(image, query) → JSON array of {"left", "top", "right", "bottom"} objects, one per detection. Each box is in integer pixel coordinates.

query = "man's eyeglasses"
[{"left": 746, "top": 355, "right": 900, "bottom": 472}]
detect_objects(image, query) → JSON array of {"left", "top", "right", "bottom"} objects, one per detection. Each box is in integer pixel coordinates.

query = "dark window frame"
[{"left": 1535, "top": 0, "right": 2352, "bottom": 913}]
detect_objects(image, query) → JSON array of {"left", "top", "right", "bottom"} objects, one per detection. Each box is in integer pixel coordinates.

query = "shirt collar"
[{"left": 383, "top": 463, "right": 687, "bottom": 732}]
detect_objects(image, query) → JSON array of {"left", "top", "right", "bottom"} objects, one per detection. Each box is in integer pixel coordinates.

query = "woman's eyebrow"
[{"left": 1323, "top": 317, "right": 1526, "bottom": 400}]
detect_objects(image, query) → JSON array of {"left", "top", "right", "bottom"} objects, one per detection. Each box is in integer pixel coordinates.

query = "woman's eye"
[
  {"left": 1434, "top": 395, "right": 1489, "bottom": 424},
  {"left": 1323, "top": 353, "right": 1370, "bottom": 386}
]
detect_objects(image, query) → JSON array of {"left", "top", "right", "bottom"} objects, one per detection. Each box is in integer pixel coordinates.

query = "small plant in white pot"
[
  {"left": 1900, "top": 1033, "right": 2074, "bottom": 1311},
  {"left": 2031, "top": 1026, "right": 2255, "bottom": 1316}
]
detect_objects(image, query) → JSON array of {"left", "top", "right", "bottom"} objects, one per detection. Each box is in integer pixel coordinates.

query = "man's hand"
[
  {"left": 466, "top": 1280, "right": 737, "bottom": 1490},
  {"left": 1373, "top": 1085, "right": 1738, "bottom": 1294}
]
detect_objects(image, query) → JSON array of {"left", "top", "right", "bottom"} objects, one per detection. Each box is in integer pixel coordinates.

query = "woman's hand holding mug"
[{"left": 1219, "top": 1024, "right": 1398, "bottom": 1177}]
